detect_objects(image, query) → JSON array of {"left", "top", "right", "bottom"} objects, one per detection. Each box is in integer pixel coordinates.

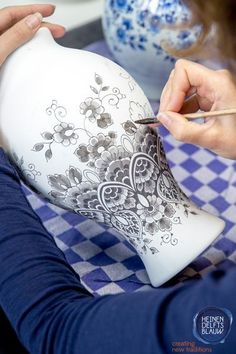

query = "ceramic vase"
[
  {"left": 102, "top": 0, "right": 205, "bottom": 100},
  {"left": 0, "top": 29, "right": 225, "bottom": 287}
]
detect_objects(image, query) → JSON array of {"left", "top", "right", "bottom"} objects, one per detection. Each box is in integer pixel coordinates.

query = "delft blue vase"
[{"left": 102, "top": 0, "right": 203, "bottom": 100}]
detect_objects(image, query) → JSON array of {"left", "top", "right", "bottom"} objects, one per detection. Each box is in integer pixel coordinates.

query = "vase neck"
[{"left": 26, "top": 27, "right": 57, "bottom": 48}]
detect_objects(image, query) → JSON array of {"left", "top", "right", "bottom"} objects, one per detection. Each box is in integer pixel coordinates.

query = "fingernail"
[
  {"left": 157, "top": 113, "right": 172, "bottom": 127},
  {"left": 25, "top": 12, "right": 43, "bottom": 30}
]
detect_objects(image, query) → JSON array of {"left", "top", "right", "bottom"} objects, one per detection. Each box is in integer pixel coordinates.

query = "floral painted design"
[
  {"left": 53, "top": 123, "right": 78, "bottom": 146},
  {"left": 104, "top": 0, "right": 203, "bottom": 57},
  {"left": 32, "top": 74, "right": 125, "bottom": 162},
  {"left": 29, "top": 74, "right": 198, "bottom": 257},
  {"left": 80, "top": 98, "right": 104, "bottom": 121},
  {"left": 32, "top": 100, "right": 79, "bottom": 161},
  {"left": 95, "top": 145, "right": 131, "bottom": 182},
  {"left": 13, "top": 153, "right": 41, "bottom": 182},
  {"left": 79, "top": 73, "right": 125, "bottom": 129},
  {"left": 137, "top": 196, "right": 166, "bottom": 223},
  {"left": 47, "top": 108, "right": 197, "bottom": 255},
  {"left": 74, "top": 132, "right": 116, "bottom": 165},
  {"left": 48, "top": 169, "right": 100, "bottom": 211}
]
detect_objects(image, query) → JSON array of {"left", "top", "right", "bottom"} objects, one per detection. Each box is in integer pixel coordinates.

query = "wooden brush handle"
[{"left": 184, "top": 109, "right": 236, "bottom": 119}]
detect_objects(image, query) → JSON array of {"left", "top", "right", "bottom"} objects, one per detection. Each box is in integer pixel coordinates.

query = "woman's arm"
[
  {"left": 0, "top": 150, "right": 236, "bottom": 354},
  {"left": 0, "top": 148, "right": 162, "bottom": 354}
]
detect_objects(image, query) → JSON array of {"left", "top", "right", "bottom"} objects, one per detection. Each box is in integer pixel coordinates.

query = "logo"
[{"left": 193, "top": 306, "right": 233, "bottom": 344}]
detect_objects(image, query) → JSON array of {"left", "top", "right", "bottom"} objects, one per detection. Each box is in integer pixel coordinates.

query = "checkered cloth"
[{"left": 24, "top": 41, "right": 236, "bottom": 296}]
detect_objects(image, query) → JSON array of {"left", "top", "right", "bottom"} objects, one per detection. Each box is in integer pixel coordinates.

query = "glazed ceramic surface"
[
  {"left": 102, "top": 0, "right": 203, "bottom": 99},
  {"left": 0, "top": 29, "right": 225, "bottom": 286}
]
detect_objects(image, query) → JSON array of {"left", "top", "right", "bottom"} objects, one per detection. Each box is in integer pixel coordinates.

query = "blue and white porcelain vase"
[{"left": 102, "top": 0, "right": 203, "bottom": 99}]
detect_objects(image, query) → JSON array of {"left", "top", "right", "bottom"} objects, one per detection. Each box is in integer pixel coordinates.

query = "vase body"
[
  {"left": 0, "top": 29, "right": 225, "bottom": 287},
  {"left": 102, "top": 0, "right": 204, "bottom": 99}
]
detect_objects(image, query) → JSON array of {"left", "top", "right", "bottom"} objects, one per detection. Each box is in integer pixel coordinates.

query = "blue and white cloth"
[{"left": 24, "top": 41, "right": 236, "bottom": 296}]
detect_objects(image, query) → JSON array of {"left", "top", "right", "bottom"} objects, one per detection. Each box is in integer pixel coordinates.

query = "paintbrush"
[{"left": 134, "top": 108, "right": 236, "bottom": 125}]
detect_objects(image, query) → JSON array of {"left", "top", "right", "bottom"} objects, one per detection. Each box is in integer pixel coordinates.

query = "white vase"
[{"left": 0, "top": 28, "right": 225, "bottom": 287}]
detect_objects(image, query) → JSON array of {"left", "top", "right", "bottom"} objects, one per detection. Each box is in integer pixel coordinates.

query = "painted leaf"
[
  {"left": 90, "top": 86, "right": 99, "bottom": 94},
  {"left": 33, "top": 143, "right": 44, "bottom": 152},
  {"left": 95, "top": 73, "right": 102, "bottom": 85},
  {"left": 45, "top": 149, "right": 52, "bottom": 161},
  {"left": 68, "top": 166, "right": 82, "bottom": 185},
  {"left": 41, "top": 132, "right": 53, "bottom": 140},
  {"left": 102, "top": 86, "right": 109, "bottom": 91},
  {"left": 150, "top": 247, "right": 159, "bottom": 254}
]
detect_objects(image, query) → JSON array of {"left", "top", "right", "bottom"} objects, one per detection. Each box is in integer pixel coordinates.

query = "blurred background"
[{"left": 0, "top": 0, "right": 103, "bottom": 29}]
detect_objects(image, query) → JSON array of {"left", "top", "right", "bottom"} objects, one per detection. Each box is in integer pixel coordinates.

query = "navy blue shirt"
[{"left": 0, "top": 148, "right": 235, "bottom": 354}]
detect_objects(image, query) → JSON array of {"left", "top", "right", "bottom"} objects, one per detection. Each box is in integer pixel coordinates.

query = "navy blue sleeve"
[{"left": 0, "top": 147, "right": 235, "bottom": 354}]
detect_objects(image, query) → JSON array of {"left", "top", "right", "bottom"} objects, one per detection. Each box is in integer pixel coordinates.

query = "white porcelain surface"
[{"left": 0, "top": 29, "right": 225, "bottom": 286}]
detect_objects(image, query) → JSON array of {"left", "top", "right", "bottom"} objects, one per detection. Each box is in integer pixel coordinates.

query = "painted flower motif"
[
  {"left": 158, "top": 216, "right": 172, "bottom": 232},
  {"left": 68, "top": 185, "right": 99, "bottom": 210},
  {"left": 80, "top": 97, "right": 104, "bottom": 121},
  {"left": 137, "top": 9, "right": 149, "bottom": 27},
  {"left": 116, "top": 27, "right": 127, "bottom": 43},
  {"left": 110, "top": 0, "right": 131, "bottom": 11},
  {"left": 137, "top": 195, "right": 164, "bottom": 223},
  {"left": 102, "top": 185, "right": 136, "bottom": 212},
  {"left": 142, "top": 201, "right": 177, "bottom": 235},
  {"left": 74, "top": 145, "right": 90, "bottom": 163},
  {"left": 97, "top": 113, "right": 112, "bottom": 128},
  {"left": 74, "top": 133, "right": 115, "bottom": 163},
  {"left": 143, "top": 179, "right": 156, "bottom": 194},
  {"left": 87, "top": 133, "right": 115, "bottom": 159},
  {"left": 53, "top": 123, "right": 78, "bottom": 146},
  {"left": 134, "top": 155, "right": 158, "bottom": 192},
  {"left": 48, "top": 171, "right": 101, "bottom": 211},
  {"left": 144, "top": 221, "right": 158, "bottom": 236},
  {"left": 149, "top": 15, "right": 161, "bottom": 33},
  {"left": 115, "top": 0, "right": 127, "bottom": 9},
  {"left": 95, "top": 145, "right": 131, "bottom": 182},
  {"left": 158, "top": 203, "right": 176, "bottom": 231},
  {"left": 135, "top": 126, "right": 159, "bottom": 161},
  {"left": 122, "top": 120, "right": 137, "bottom": 135},
  {"left": 105, "top": 157, "right": 131, "bottom": 184}
]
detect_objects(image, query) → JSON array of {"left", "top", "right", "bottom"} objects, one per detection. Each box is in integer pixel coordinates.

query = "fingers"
[
  {"left": 157, "top": 61, "right": 236, "bottom": 158},
  {"left": 179, "top": 95, "right": 200, "bottom": 115},
  {"left": 160, "top": 59, "right": 216, "bottom": 113},
  {"left": 157, "top": 111, "right": 215, "bottom": 147},
  {"left": 0, "top": 12, "right": 43, "bottom": 66},
  {"left": 41, "top": 22, "right": 65, "bottom": 38},
  {"left": 178, "top": 94, "right": 213, "bottom": 115},
  {"left": 159, "top": 69, "right": 175, "bottom": 112},
  {"left": 0, "top": 4, "right": 55, "bottom": 32}
]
